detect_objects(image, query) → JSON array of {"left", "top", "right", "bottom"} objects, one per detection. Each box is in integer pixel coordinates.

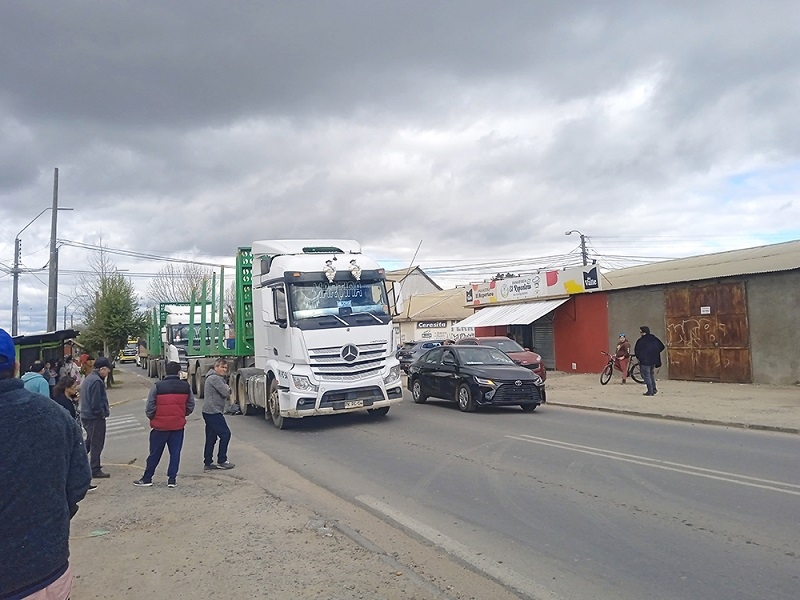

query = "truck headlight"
[
  {"left": 291, "top": 374, "right": 318, "bottom": 392},
  {"left": 383, "top": 365, "right": 401, "bottom": 385}
]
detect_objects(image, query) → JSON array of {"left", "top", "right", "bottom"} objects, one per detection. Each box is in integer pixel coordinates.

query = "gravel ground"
[{"left": 69, "top": 372, "right": 523, "bottom": 600}]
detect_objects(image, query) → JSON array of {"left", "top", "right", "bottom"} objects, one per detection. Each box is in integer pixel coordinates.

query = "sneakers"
[
  {"left": 204, "top": 463, "right": 220, "bottom": 471},
  {"left": 87, "top": 484, "right": 98, "bottom": 492},
  {"left": 92, "top": 470, "right": 111, "bottom": 479},
  {"left": 133, "top": 478, "right": 153, "bottom": 487},
  {"left": 167, "top": 479, "right": 177, "bottom": 488},
  {"left": 217, "top": 462, "right": 235, "bottom": 470}
]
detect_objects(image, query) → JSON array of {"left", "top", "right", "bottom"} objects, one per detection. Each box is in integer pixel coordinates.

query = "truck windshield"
[{"left": 288, "top": 280, "right": 390, "bottom": 326}]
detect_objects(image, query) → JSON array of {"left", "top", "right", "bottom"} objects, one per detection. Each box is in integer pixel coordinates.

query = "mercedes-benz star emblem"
[
  {"left": 341, "top": 344, "right": 359, "bottom": 362},
  {"left": 514, "top": 380, "right": 523, "bottom": 387}
]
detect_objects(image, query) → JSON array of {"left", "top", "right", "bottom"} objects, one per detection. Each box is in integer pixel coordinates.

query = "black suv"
[{"left": 397, "top": 340, "right": 446, "bottom": 373}]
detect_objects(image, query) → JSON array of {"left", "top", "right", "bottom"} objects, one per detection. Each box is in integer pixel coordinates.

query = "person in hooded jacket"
[
  {"left": 133, "top": 361, "right": 195, "bottom": 488},
  {"left": 21, "top": 360, "right": 52, "bottom": 398},
  {"left": 634, "top": 325, "right": 666, "bottom": 397}
]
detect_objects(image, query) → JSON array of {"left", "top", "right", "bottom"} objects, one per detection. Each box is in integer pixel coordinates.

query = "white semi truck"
[{"left": 187, "top": 240, "right": 404, "bottom": 429}]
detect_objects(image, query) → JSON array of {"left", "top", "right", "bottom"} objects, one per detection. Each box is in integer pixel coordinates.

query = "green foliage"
[{"left": 75, "top": 248, "right": 146, "bottom": 358}]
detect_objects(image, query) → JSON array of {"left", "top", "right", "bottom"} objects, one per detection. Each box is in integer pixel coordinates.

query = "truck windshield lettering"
[{"left": 289, "top": 280, "right": 389, "bottom": 324}]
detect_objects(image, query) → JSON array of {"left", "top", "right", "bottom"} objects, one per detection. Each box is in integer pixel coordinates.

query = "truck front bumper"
[{"left": 279, "top": 381, "right": 404, "bottom": 418}]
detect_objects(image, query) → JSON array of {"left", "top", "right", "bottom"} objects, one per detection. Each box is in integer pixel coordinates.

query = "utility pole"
[
  {"left": 47, "top": 168, "right": 59, "bottom": 332},
  {"left": 11, "top": 238, "right": 21, "bottom": 336},
  {"left": 565, "top": 229, "right": 588, "bottom": 266}
]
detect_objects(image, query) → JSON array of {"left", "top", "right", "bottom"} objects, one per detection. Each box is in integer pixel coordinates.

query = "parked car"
[
  {"left": 397, "top": 340, "right": 446, "bottom": 373},
  {"left": 456, "top": 336, "right": 547, "bottom": 381},
  {"left": 407, "top": 345, "right": 544, "bottom": 412}
]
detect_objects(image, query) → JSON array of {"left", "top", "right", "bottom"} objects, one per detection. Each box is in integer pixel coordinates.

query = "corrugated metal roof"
[
  {"left": 604, "top": 239, "right": 800, "bottom": 291},
  {"left": 456, "top": 298, "right": 569, "bottom": 329},
  {"left": 395, "top": 288, "right": 473, "bottom": 321}
]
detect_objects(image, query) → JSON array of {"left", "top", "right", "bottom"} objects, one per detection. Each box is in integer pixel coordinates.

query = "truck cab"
[{"left": 249, "top": 240, "right": 402, "bottom": 426}]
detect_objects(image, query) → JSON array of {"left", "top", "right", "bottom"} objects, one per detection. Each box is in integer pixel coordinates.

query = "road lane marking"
[
  {"left": 506, "top": 434, "right": 800, "bottom": 496},
  {"left": 356, "top": 495, "right": 563, "bottom": 600}
]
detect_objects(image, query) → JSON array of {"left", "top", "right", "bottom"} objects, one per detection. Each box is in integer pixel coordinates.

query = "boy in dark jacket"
[{"left": 134, "top": 361, "right": 195, "bottom": 488}]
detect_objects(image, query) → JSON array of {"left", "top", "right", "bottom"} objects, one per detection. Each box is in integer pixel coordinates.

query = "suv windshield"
[
  {"left": 480, "top": 338, "right": 524, "bottom": 353},
  {"left": 288, "top": 280, "right": 390, "bottom": 327}
]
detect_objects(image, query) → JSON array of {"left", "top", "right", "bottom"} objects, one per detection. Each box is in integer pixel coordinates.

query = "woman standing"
[
  {"left": 615, "top": 334, "right": 631, "bottom": 384},
  {"left": 52, "top": 375, "right": 79, "bottom": 420}
]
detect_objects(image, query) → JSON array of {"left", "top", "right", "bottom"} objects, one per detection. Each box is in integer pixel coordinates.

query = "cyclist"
[{"left": 615, "top": 334, "right": 631, "bottom": 383}]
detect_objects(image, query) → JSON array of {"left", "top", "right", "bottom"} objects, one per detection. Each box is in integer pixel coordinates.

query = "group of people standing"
[{"left": 613, "top": 325, "right": 666, "bottom": 396}]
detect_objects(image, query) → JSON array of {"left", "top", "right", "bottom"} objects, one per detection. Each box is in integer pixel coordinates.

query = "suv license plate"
[{"left": 344, "top": 400, "right": 364, "bottom": 409}]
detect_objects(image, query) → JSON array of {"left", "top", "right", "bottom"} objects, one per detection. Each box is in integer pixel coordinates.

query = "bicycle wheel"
[
  {"left": 600, "top": 363, "right": 613, "bottom": 385},
  {"left": 628, "top": 361, "right": 644, "bottom": 384}
]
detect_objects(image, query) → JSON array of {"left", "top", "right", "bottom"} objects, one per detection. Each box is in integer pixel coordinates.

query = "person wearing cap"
[
  {"left": 0, "top": 327, "right": 92, "bottom": 599},
  {"left": 79, "top": 356, "right": 113, "bottom": 478},
  {"left": 634, "top": 325, "right": 666, "bottom": 397},
  {"left": 21, "top": 360, "right": 52, "bottom": 398},
  {"left": 133, "top": 361, "right": 195, "bottom": 488},
  {"left": 615, "top": 334, "right": 631, "bottom": 384}
]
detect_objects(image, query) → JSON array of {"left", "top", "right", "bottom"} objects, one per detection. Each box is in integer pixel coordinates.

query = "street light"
[
  {"left": 565, "top": 229, "right": 588, "bottom": 266},
  {"left": 11, "top": 206, "right": 73, "bottom": 335}
]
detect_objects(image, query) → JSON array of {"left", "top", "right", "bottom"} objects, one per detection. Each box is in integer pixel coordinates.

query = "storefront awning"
[{"left": 457, "top": 298, "right": 570, "bottom": 329}]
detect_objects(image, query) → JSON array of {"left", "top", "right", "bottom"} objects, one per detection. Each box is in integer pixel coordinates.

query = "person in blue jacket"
[{"left": 21, "top": 360, "right": 51, "bottom": 397}]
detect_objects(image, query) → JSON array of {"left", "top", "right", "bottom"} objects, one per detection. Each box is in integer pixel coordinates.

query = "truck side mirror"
[{"left": 260, "top": 256, "right": 272, "bottom": 275}]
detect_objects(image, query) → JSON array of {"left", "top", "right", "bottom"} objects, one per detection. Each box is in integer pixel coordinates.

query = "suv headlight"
[
  {"left": 384, "top": 365, "right": 401, "bottom": 384},
  {"left": 474, "top": 376, "right": 497, "bottom": 386},
  {"left": 291, "top": 374, "right": 318, "bottom": 392}
]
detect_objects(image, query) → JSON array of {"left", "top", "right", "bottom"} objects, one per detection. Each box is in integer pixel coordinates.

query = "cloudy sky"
[{"left": 2, "top": 1, "right": 799, "bottom": 333}]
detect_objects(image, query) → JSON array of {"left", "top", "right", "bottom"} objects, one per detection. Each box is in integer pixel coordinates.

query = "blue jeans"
[
  {"left": 641, "top": 364, "right": 657, "bottom": 395},
  {"left": 143, "top": 429, "right": 185, "bottom": 481},
  {"left": 202, "top": 412, "right": 231, "bottom": 465}
]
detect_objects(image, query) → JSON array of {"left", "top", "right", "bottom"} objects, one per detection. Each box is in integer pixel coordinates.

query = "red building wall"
[{"left": 553, "top": 293, "right": 609, "bottom": 373}]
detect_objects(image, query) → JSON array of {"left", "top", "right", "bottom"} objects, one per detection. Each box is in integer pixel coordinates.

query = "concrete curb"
[{"left": 547, "top": 401, "right": 800, "bottom": 435}]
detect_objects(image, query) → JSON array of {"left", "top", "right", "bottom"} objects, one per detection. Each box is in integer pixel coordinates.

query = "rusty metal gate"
[{"left": 664, "top": 281, "right": 752, "bottom": 383}]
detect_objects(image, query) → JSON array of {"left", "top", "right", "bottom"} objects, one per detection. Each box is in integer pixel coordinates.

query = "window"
[
  {"left": 274, "top": 286, "right": 287, "bottom": 322},
  {"left": 424, "top": 348, "right": 443, "bottom": 364}
]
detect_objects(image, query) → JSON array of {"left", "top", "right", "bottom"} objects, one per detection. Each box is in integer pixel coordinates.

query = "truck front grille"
[{"left": 308, "top": 342, "right": 388, "bottom": 382}]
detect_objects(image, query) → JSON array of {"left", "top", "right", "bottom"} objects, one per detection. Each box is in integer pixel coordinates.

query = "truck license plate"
[{"left": 344, "top": 400, "right": 364, "bottom": 409}]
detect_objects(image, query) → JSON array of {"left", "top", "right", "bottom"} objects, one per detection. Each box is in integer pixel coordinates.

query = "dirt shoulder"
[{"left": 70, "top": 374, "right": 523, "bottom": 600}]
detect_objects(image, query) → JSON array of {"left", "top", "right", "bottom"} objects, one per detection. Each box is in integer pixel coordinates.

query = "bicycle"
[{"left": 600, "top": 351, "right": 644, "bottom": 385}]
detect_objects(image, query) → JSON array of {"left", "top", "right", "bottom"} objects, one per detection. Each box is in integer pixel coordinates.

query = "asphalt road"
[{"left": 112, "top": 365, "right": 799, "bottom": 600}]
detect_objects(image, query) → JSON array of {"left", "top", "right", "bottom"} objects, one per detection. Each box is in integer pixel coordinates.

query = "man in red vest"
[{"left": 134, "top": 361, "right": 195, "bottom": 488}]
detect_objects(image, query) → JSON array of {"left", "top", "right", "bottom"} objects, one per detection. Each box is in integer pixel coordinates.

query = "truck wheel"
[
  {"left": 368, "top": 406, "right": 390, "bottom": 417},
  {"left": 237, "top": 376, "right": 251, "bottom": 416},
  {"left": 268, "top": 378, "right": 287, "bottom": 429}
]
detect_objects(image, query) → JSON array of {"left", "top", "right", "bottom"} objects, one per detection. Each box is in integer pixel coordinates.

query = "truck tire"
[
  {"left": 268, "top": 377, "right": 287, "bottom": 430},
  {"left": 237, "top": 376, "right": 251, "bottom": 416}
]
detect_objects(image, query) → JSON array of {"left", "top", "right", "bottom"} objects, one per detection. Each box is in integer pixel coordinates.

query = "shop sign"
[
  {"left": 465, "top": 265, "right": 602, "bottom": 306},
  {"left": 417, "top": 320, "right": 448, "bottom": 329}
]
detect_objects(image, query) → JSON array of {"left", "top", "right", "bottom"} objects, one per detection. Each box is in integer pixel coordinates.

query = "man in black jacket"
[
  {"left": 0, "top": 328, "right": 92, "bottom": 599},
  {"left": 634, "top": 325, "right": 666, "bottom": 397},
  {"left": 80, "top": 356, "right": 112, "bottom": 478}
]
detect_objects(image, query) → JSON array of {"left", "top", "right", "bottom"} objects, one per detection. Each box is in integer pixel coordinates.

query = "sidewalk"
[{"left": 545, "top": 370, "right": 800, "bottom": 434}]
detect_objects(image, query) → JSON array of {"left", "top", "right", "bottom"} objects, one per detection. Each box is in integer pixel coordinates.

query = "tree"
[
  {"left": 147, "top": 263, "right": 212, "bottom": 304},
  {"left": 76, "top": 248, "right": 147, "bottom": 360}
]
